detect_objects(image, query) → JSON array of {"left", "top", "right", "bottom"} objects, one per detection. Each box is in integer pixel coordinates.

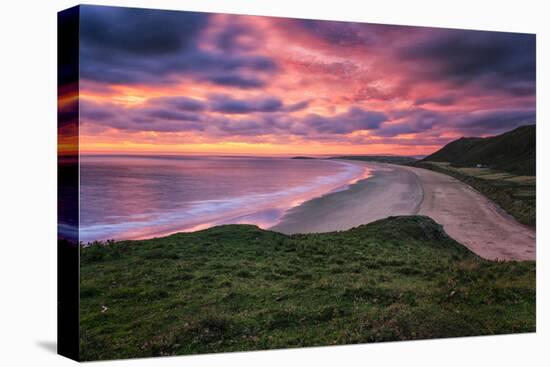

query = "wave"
[{"left": 78, "top": 160, "right": 371, "bottom": 242}]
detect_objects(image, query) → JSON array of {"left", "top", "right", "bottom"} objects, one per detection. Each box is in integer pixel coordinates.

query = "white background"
[{"left": 0, "top": 0, "right": 548, "bottom": 365}]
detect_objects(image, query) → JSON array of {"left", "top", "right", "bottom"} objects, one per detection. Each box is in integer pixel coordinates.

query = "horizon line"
[{"left": 78, "top": 151, "right": 427, "bottom": 158}]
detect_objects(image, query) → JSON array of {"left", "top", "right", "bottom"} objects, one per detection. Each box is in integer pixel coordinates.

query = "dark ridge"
[{"left": 423, "top": 125, "right": 535, "bottom": 176}]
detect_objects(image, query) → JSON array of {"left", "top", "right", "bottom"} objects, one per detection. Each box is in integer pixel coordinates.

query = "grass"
[
  {"left": 79, "top": 216, "right": 535, "bottom": 361},
  {"left": 414, "top": 161, "right": 535, "bottom": 227}
]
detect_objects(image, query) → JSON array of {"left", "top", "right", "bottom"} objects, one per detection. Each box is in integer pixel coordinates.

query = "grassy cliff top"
[{"left": 80, "top": 216, "right": 535, "bottom": 361}]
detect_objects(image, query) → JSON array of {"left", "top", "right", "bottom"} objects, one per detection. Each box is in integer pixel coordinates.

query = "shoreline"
[
  {"left": 270, "top": 162, "right": 423, "bottom": 234},
  {"left": 81, "top": 158, "right": 372, "bottom": 242},
  {"left": 272, "top": 162, "right": 535, "bottom": 260},
  {"left": 82, "top": 160, "right": 536, "bottom": 261}
]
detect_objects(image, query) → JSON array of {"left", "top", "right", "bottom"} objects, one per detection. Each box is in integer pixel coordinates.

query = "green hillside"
[
  {"left": 80, "top": 216, "right": 535, "bottom": 360},
  {"left": 423, "top": 125, "right": 535, "bottom": 176}
]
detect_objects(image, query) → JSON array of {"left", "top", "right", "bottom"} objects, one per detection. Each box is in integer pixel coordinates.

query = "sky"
[{"left": 75, "top": 5, "right": 536, "bottom": 156}]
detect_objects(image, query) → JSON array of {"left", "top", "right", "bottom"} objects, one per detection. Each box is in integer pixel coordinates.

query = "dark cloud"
[
  {"left": 210, "top": 95, "right": 283, "bottom": 114},
  {"left": 79, "top": 100, "right": 117, "bottom": 123},
  {"left": 111, "top": 115, "right": 206, "bottom": 133},
  {"left": 414, "top": 94, "right": 459, "bottom": 106},
  {"left": 144, "top": 109, "right": 203, "bottom": 122},
  {"left": 82, "top": 108, "right": 114, "bottom": 121},
  {"left": 302, "top": 107, "right": 387, "bottom": 134},
  {"left": 214, "top": 118, "right": 267, "bottom": 135},
  {"left": 379, "top": 107, "right": 536, "bottom": 138},
  {"left": 214, "top": 23, "right": 262, "bottom": 53},
  {"left": 347, "top": 134, "right": 452, "bottom": 147},
  {"left": 81, "top": 97, "right": 387, "bottom": 138},
  {"left": 453, "top": 108, "right": 536, "bottom": 135},
  {"left": 80, "top": 6, "right": 208, "bottom": 55},
  {"left": 147, "top": 96, "right": 207, "bottom": 112},
  {"left": 79, "top": 5, "right": 277, "bottom": 88},
  {"left": 284, "top": 100, "right": 311, "bottom": 112},
  {"left": 208, "top": 107, "right": 388, "bottom": 137},
  {"left": 402, "top": 30, "right": 536, "bottom": 96},
  {"left": 80, "top": 99, "right": 204, "bottom": 133},
  {"left": 205, "top": 74, "right": 266, "bottom": 89},
  {"left": 377, "top": 109, "right": 443, "bottom": 137},
  {"left": 81, "top": 93, "right": 534, "bottom": 146},
  {"left": 208, "top": 94, "right": 309, "bottom": 114}
]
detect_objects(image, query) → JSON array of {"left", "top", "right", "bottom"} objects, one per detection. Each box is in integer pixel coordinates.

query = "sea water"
[{"left": 77, "top": 155, "right": 369, "bottom": 242}]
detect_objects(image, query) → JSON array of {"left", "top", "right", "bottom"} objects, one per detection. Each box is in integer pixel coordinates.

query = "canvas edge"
[{"left": 57, "top": 5, "right": 80, "bottom": 362}]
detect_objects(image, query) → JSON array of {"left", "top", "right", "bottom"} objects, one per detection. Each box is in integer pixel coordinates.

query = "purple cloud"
[
  {"left": 79, "top": 5, "right": 278, "bottom": 88},
  {"left": 301, "top": 107, "right": 387, "bottom": 134},
  {"left": 401, "top": 30, "right": 536, "bottom": 96}
]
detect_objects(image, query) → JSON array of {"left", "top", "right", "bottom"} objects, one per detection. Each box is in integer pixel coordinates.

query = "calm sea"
[{"left": 78, "top": 155, "right": 369, "bottom": 242}]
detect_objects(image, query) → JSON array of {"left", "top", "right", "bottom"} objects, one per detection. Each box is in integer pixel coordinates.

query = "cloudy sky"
[{"left": 75, "top": 5, "right": 536, "bottom": 156}]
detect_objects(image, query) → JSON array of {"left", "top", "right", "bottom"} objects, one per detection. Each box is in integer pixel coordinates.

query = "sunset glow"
[{"left": 74, "top": 6, "right": 536, "bottom": 156}]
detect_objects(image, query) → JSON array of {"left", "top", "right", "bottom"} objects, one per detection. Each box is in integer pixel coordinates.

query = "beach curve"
[
  {"left": 271, "top": 161, "right": 535, "bottom": 261},
  {"left": 271, "top": 161, "right": 423, "bottom": 234},
  {"left": 401, "top": 164, "right": 536, "bottom": 261}
]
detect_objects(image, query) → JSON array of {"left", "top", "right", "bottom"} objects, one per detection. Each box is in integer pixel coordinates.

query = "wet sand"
[
  {"left": 271, "top": 161, "right": 535, "bottom": 261},
  {"left": 271, "top": 162, "right": 423, "bottom": 234}
]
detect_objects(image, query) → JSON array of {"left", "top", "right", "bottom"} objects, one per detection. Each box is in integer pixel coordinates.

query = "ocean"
[{"left": 78, "top": 155, "right": 369, "bottom": 242}]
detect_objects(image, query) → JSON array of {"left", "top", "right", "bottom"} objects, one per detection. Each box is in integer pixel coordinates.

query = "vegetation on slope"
[
  {"left": 80, "top": 216, "right": 535, "bottom": 361},
  {"left": 422, "top": 125, "right": 535, "bottom": 176}
]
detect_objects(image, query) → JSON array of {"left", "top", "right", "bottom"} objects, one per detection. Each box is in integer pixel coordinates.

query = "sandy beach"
[
  {"left": 271, "top": 162, "right": 423, "bottom": 233},
  {"left": 271, "top": 161, "right": 535, "bottom": 261}
]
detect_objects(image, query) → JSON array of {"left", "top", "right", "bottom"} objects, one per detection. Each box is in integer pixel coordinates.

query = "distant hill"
[
  {"left": 330, "top": 155, "right": 419, "bottom": 164},
  {"left": 422, "top": 125, "right": 535, "bottom": 176}
]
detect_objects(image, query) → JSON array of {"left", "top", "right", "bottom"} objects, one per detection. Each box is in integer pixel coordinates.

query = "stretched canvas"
[{"left": 58, "top": 4, "right": 536, "bottom": 362}]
